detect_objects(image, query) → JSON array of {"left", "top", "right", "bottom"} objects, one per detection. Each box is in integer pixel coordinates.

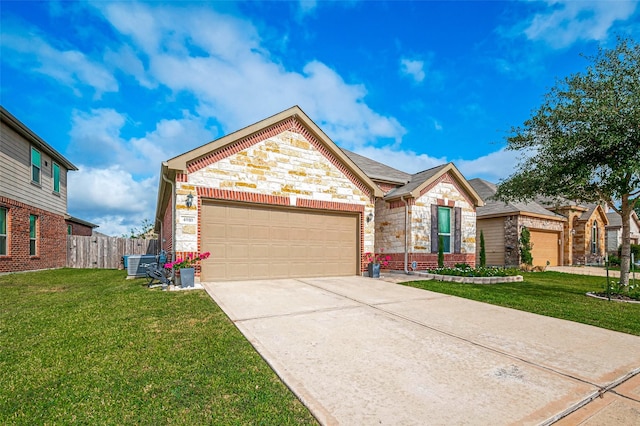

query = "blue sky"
[{"left": 2, "top": 1, "right": 639, "bottom": 236}]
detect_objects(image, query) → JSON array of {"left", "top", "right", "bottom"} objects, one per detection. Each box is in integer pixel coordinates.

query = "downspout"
[
  {"left": 401, "top": 196, "right": 409, "bottom": 274},
  {"left": 161, "top": 172, "right": 176, "bottom": 282}
]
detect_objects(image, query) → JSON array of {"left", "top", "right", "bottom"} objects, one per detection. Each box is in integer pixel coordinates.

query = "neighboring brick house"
[
  {"left": 470, "top": 177, "right": 611, "bottom": 267},
  {"left": 65, "top": 216, "right": 99, "bottom": 236},
  {"left": 154, "top": 106, "right": 483, "bottom": 282},
  {"left": 605, "top": 210, "right": 640, "bottom": 255},
  {"left": 541, "top": 202, "right": 608, "bottom": 265},
  {"left": 0, "top": 106, "right": 78, "bottom": 273},
  {"left": 469, "top": 178, "right": 566, "bottom": 267}
]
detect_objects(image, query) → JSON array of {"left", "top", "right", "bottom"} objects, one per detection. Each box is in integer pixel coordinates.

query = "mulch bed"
[{"left": 587, "top": 292, "right": 640, "bottom": 303}]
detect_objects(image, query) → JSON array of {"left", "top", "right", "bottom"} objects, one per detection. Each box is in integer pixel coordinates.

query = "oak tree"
[{"left": 495, "top": 38, "right": 640, "bottom": 286}]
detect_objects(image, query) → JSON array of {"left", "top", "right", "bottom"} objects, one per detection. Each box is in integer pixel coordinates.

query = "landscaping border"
[
  {"left": 585, "top": 292, "right": 640, "bottom": 304},
  {"left": 392, "top": 271, "right": 523, "bottom": 284}
]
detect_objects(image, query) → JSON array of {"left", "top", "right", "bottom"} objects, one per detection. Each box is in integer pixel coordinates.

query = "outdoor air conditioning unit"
[{"left": 126, "top": 254, "right": 157, "bottom": 277}]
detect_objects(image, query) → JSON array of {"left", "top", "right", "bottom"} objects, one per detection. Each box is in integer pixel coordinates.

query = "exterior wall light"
[
  {"left": 366, "top": 212, "right": 373, "bottom": 223},
  {"left": 186, "top": 193, "right": 194, "bottom": 208}
]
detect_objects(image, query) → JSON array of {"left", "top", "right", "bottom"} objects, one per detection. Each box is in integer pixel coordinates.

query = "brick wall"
[
  {"left": 0, "top": 197, "right": 67, "bottom": 272},
  {"left": 65, "top": 220, "right": 93, "bottom": 236},
  {"left": 382, "top": 252, "right": 476, "bottom": 271}
]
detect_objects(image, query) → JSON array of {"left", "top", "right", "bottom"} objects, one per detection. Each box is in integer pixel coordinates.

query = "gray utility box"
[{"left": 126, "top": 255, "right": 157, "bottom": 277}]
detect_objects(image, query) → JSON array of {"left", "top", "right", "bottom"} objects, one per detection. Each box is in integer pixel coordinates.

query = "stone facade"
[
  {"left": 551, "top": 205, "right": 607, "bottom": 265},
  {"left": 503, "top": 215, "right": 565, "bottom": 267},
  {"left": 374, "top": 173, "right": 477, "bottom": 270},
  {"left": 173, "top": 128, "right": 375, "bottom": 273}
]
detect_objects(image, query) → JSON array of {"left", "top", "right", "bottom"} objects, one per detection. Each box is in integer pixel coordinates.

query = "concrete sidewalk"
[
  {"left": 547, "top": 265, "right": 640, "bottom": 279},
  {"left": 203, "top": 276, "right": 640, "bottom": 425}
]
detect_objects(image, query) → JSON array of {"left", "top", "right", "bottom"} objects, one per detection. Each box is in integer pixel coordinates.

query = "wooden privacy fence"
[{"left": 67, "top": 235, "right": 159, "bottom": 269}]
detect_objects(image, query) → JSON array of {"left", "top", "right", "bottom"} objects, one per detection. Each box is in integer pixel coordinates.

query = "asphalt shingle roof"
[
  {"left": 469, "top": 178, "right": 565, "bottom": 220},
  {"left": 341, "top": 149, "right": 411, "bottom": 184},
  {"left": 384, "top": 164, "right": 450, "bottom": 199}
]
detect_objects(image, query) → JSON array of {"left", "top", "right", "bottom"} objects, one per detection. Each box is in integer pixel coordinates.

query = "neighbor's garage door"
[
  {"left": 530, "top": 230, "right": 560, "bottom": 267},
  {"left": 200, "top": 201, "right": 358, "bottom": 281}
]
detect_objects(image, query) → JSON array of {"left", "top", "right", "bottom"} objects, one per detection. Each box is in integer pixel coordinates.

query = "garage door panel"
[
  {"left": 201, "top": 202, "right": 358, "bottom": 281},
  {"left": 530, "top": 230, "right": 560, "bottom": 267}
]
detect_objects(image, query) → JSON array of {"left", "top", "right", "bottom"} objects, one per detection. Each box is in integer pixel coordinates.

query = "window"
[
  {"left": 29, "top": 214, "right": 38, "bottom": 256},
  {"left": 0, "top": 208, "right": 7, "bottom": 256},
  {"left": 592, "top": 221, "right": 598, "bottom": 254},
  {"left": 67, "top": 224, "right": 72, "bottom": 235},
  {"left": 438, "top": 207, "right": 451, "bottom": 253},
  {"left": 31, "top": 147, "right": 41, "bottom": 184},
  {"left": 53, "top": 163, "right": 60, "bottom": 193}
]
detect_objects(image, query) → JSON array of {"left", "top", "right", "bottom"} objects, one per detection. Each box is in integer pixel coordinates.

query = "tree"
[
  {"left": 479, "top": 230, "right": 486, "bottom": 268},
  {"left": 123, "top": 218, "right": 156, "bottom": 239},
  {"left": 438, "top": 235, "right": 444, "bottom": 267},
  {"left": 519, "top": 227, "right": 533, "bottom": 266},
  {"left": 495, "top": 38, "right": 640, "bottom": 286}
]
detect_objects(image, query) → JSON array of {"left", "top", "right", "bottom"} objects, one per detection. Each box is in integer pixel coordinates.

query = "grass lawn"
[
  {"left": 0, "top": 269, "right": 317, "bottom": 425},
  {"left": 402, "top": 271, "right": 640, "bottom": 336}
]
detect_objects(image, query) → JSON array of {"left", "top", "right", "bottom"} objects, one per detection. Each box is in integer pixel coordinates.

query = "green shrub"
[
  {"left": 520, "top": 227, "right": 533, "bottom": 266},
  {"left": 608, "top": 255, "right": 621, "bottom": 266},
  {"left": 426, "top": 266, "right": 521, "bottom": 277},
  {"left": 479, "top": 231, "right": 486, "bottom": 268},
  {"left": 617, "top": 243, "right": 640, "bottom": 260}
]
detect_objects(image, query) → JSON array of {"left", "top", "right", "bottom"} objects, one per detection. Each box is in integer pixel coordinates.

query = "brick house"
[
  {"left": 541, "top": 202, "right": 608, "bottom": 265},
  {"left": 470, "top": 178, "right": 566, "bottom": 267},
  {"left": 154, "top": 106, "right": 482, "bottom": 282},
  {"left": 0, "top": 106, "right": 78, "bottom": 273},
  {"left": 470, "top": 178, "right": 611, "bottom": 267},
  {"left": 65, "top": 216, "right": 99, "bottom": 236}
]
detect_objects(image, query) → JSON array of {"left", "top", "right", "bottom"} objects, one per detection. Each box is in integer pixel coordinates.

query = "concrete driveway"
[{"left": 202, "top": 276, "right": 640, "bottom": 425}]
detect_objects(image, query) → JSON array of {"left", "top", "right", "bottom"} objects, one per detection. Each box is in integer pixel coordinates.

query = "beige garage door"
[
  {"left": 530, "top": 230, "right": 560, "bottom": 267},
  {"left": 200, "top": 202, "right": 359, "bottom": 281}
]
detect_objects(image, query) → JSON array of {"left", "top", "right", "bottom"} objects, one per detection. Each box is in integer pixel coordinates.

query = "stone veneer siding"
[
  {"left": 0, "top": 197, "right": 67, "bottom": 272},
  {"left": 504, "top": 215, "right": 565, "bottom": 267},
  {"left": 374, "top": 174, "right": 477, "bottom": 270},
  {"left": 172, "top": 125, "right": 375, "bottom": 276},
  {"left": 576, "top": 216, "right": 607, "bottom": 265}
]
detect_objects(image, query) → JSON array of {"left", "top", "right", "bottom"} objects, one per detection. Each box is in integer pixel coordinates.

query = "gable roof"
[
  {"left": 340, "top": 149, "right": 411, "bottom": 184},
  {"left": 606, "top": 211, "right": 640, "bottom": 229},
  {"left": 163, "top": 106, "right": 381, "bottom": 198},
  {"left": 382, "top": 163, "right": 483, "bottom": 206},
  {"left": 469, "top": 178, "right": 565, "bottom": 221},
  {"left": 155, "top": 106, "right": 385, "bottom": 226},
  {"left": 66, "top": 216, "right": 99, "bottom": 229},
  {"left": 1, "top": 106, "right": 78, "bottom": 171}
]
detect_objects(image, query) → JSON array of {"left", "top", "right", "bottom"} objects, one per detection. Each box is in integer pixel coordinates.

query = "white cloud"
[
  {"left": 455, "top": 148, "right": 522, "bottom": 182},
  {"left": 68, "top": 165, "right": 157, "bottom": 236},
  {"left": 351, "top": 145, "right": 521, "bottom": 184},
  {"left": 523, "top": 0, "right": 638, "bottom": 48},
  {"left": 0, "top": 31, "right": 118, "bottom": 96},
  {"left": 96, "top": 3, "right": 406, "bottom": 147},
  {"left": 400, "top": 58, "right": 425, "bottom": 83},
  {"left": 64, "top": 107, "right": 217, "bottom": 234},
  {"left": 353, "top": 145, "right": 447, "bottom": 175},
  {"left": 67, "top": 108, "right": 216, "bottom": 177},
  {"left": 104, "top": 44, "right": 157, "bottom": 89}
]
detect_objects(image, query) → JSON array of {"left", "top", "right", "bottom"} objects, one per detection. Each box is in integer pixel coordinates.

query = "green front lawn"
[
  {"left": 402, "top": 271, "right": 640, "bottom": 336},
  {"left": 0, "top": 269, "right": 317, "bottom": 425}
]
